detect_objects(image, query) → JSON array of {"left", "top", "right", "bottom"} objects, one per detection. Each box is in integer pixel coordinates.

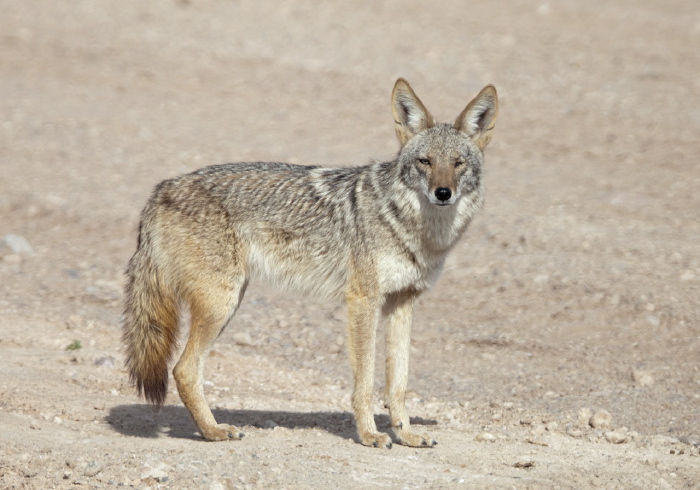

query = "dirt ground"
[{"left": 1, "top": 0, "right": 699, "bottom": 488}]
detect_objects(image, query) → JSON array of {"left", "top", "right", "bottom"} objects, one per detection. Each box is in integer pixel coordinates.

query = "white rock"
[
  {"left": 2, "top": 234, "right": 34, "bottom": 255},
  {"left": 632, "top": 370, "right": 655, "bottom": 386},
  {"left": 646, "top": 315, "right": 660, "bottom": 327},
  {"left": 605, "top": 431, "right": 628, "bottom": 444},
  {"left": 589, "top": 409, "right": 612, "bottom": 429},
  {"left": 475, "top": 431, "right": 496, "bottom": 442},
  {"left": 578, "top": 408, "right": 593, "bottom": 427},
  {"left": 95, "top": 356, "right": 116, "bottom": 368},
  {"left": 233, "top": 332, "right": 253, "bottom": 346},
  {"left": 141, "top": 463, "right": 170, "bottom": 482},
  {"left": 679, "top": 434, "right": 699, "bottom": 447},
  {"left": 566, "top": 427, "right": 583, "bottom": 438},
  {"left": 627, "top": 431, "right": 641, "bottom": 440},
  {"left": 271, "top": 426, "right": 290, "bottom": 436},
  {"left": 83, "top": 461, "right": 103, "bottom": 477},
  {"left": 657, "top": 477, "right": 673, "bottom": 489},
  {"left": 651, "top": 435, "right": 679, "bottom": 446},
  {"left": 530, "top": 424, "right": 546, "bottom": 436},
  {"left": 680, "top": 270, "right": 695, "bottom": 281}
]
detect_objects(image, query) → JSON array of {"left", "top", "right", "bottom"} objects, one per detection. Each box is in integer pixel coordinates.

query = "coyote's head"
[{"left": 392, "top": 79, "right": 498, "bottom": 207}]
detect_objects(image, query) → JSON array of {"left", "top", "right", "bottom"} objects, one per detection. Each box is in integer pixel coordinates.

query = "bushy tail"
[{"left": 122, "top": 242, "right": 179, "bottom": 409}]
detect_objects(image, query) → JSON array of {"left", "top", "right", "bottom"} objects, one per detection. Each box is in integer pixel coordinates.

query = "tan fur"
[{"left": 122, "top": 78, "right": 498, "bottom": 448}]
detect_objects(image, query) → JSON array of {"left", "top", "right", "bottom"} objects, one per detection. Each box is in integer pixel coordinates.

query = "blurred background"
[{"left": 1, "top": 0, "right": 699, "bottom": 486}]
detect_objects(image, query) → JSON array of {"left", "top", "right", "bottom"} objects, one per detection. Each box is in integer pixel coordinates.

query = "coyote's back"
[{"left": 123, "top": 78, "right": 498, "bottom": 448}]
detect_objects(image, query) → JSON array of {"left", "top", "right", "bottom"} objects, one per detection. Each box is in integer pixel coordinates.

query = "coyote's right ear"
[
  {"left": 392, "top": 78, "right": 435, "bottom": 146},
  {"left": 455, "top": 85, "right": 499, "bottom": 151}
]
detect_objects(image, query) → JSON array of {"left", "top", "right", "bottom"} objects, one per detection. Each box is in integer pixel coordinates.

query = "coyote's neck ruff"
[{"left": 123, "top": 78, "right": 498, "bottom": 448}]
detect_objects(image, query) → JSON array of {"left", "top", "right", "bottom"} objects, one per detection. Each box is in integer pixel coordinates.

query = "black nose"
[{"left": 434, "top": 187, "right": 452, "bottom": 202}]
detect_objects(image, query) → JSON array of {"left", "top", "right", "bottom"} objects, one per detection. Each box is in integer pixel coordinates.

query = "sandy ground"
[{"left": 1, "top": 1, "right": 700, "bottom": 488}]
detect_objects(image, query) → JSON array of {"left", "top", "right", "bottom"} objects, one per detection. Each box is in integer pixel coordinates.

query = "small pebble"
[
  {"left": 2, "top": 234, "right": 34, "bottom": 255},
  {"left": 652, "top": 435, "right": 679, "bottom": 446},
  {"left": 578, "top": 408, "right": 593, "bottom": 427},
  {"left": 233, "top": 332, "right": 254, "bottom": 346},
  {"left": 141, "top": 463, "right": 170, "bottom": 482},
  {"left": 589, "top": 409, "right": 612, "bottom": 429},
  {"left": 632, "top": 370, "right": 655, "bottom": 386},
  {"left": 627, "top": 431, "right": 641, "bottom": 440},
  {"left": 84, "top": 461, "right": 103, "bottom": 477},
  {"left": 545, "top": 421, "right": 559, "bottom": 432},
  {"left": 680, "top": 270, "right": 695, "bottom": 281},
  {"left": 66, "top": 314, "right": 83, "bottom": 329},
  {"left": 475, "top": 431, "right": 496, "bottom": 442},
  {"left": 95, "top": 356, "right": 116, "bottom": 368},
  {"left": 605, "top": 431, "right": 628, "bottom": 444},
  {"left": 657, "top": 477, "right": 673, "bottom": 489},
  {"left": 513, "top": 459, "right": 535, "bottom": 468},
  {"left": 566, "top": 427, "right": 583, "bottom": 438},
  {"left": 263, "top": 419, "right": 279, "bottom": 429},
  {"left": 679, "top": 434, "right": 700, "bottom": 447},
  {"left": 530, "top": 424, "right": 545, "bottom": 436},
  {"left": 525, "top": 436, "right": 548, "bottom": 447},
  {"left": 646, "top": 315, "right": 660, "bottom": 327},
  {"left": 272, "top": 426, "right": 291, "bottom": 436}
]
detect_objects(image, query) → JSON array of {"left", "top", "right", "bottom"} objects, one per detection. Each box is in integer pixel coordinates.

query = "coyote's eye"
[
  {"left": 455, "top": 160, "right": 465, "bottom": 167},
  {"left": 418, "top": 158, "right": 431, "bottom": 166}
]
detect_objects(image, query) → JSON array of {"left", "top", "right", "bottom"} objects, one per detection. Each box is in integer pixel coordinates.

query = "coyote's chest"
[
  {"left": 376, "top": 248, "right": 447, "bottom": 294},
  {"left": 374, "top": 195, "right": 478, "bottom": 295}
]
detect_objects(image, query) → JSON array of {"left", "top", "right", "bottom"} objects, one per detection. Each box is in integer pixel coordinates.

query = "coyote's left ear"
[
  {"left": 454, "top": 85, "right": 498, "bottom": 151},
  {"left": 392, "top": 78, "right": 435, "bottom": 146}
]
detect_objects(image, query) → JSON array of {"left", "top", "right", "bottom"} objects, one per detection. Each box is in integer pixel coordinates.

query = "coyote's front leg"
[
  {"left": 384, "top": 291, "right": 437, "bottom": 447},
  {"left": 346, "top": 273, "right": 392, "bottom": 449}
]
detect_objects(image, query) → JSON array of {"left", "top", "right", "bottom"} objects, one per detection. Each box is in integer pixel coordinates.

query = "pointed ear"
[
  {"left": 454, "top": 84, "right": 498, "bottom": 150},
  {"left": 392, "top": 78, "right": 435, "bottom": 146}
]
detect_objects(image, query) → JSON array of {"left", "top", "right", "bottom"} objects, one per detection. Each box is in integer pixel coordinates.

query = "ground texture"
[{"left": 1, "top": 1, "right": 699, "bottom": 488}]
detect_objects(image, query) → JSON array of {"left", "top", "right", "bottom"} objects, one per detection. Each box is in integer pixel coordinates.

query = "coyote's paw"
[
  {"left": 395, "top": 427, "right": 437, "bottom": 448},
  {"left": 359, "top": 431, "right": 393, "bottom": 449},
  {"left": 202, "top": 423, "right": 245, "bottom": 442}
]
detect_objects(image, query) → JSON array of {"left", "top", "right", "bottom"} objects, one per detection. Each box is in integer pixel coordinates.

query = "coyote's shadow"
[{"left": 106, "top": 404, "right": 437, "bottom": 443}]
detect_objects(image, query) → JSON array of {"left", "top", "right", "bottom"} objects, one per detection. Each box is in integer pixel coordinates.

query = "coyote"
[{"left": 123, "top": 78, "right": 498, "bottom": 448}]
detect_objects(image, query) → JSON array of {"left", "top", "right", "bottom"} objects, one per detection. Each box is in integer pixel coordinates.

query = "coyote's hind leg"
[{"left": 173, "top": 274, "right": 247, "bottom": 441}]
